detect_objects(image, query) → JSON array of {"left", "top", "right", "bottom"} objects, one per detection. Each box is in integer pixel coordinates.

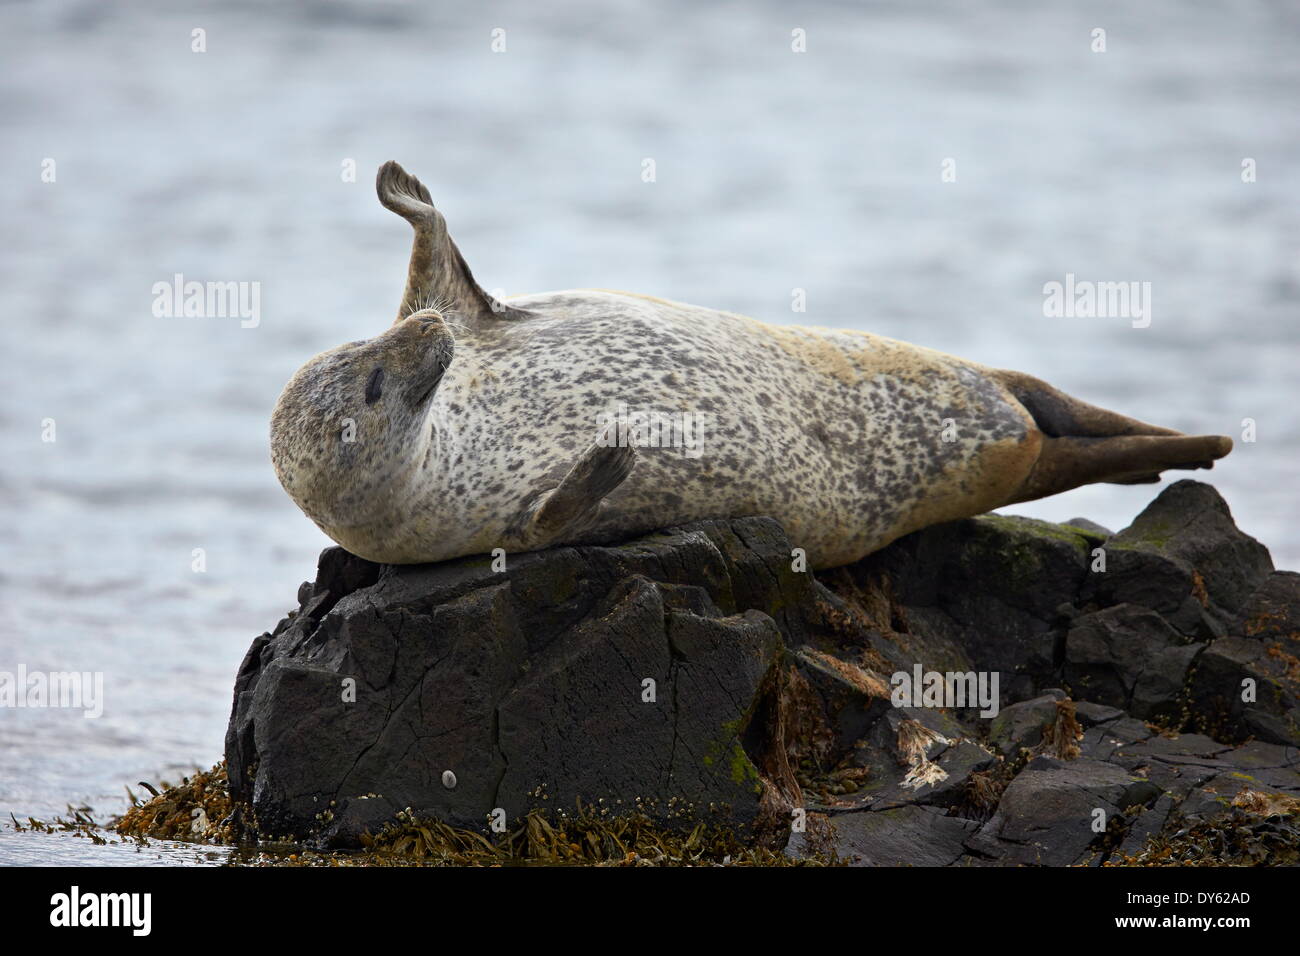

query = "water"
[{"left": 2, "top": 0, "right": 1297, "bottom": 864}]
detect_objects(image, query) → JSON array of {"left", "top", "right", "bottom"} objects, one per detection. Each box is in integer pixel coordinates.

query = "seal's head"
[{"left": 270, "top": 310, "right": 455, "bottom": 545}]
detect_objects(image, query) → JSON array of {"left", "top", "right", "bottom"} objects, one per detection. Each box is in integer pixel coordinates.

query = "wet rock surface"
[{"left": 226, "top": 481, "right": 1300, "bottom": 863}]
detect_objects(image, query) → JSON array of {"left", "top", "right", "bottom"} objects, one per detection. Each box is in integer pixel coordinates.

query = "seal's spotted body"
[
  {"left": 414, "top": 293, "right": 1034, "bottom": 567},
  {"left": 270, "top": 162, "right": 1233, "bottom": 569}
]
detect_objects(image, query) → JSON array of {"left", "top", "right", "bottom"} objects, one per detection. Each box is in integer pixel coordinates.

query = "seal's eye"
[{"left": 364, "top": 367, "right": 384, "bottom": 405}]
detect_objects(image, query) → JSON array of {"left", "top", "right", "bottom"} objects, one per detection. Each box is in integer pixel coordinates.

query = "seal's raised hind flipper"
[
  {"left": 376, "top": 161, "right": 528, "bottom": 325},
  {"left": 514, "top": 430, "right": 637, "bottom": 545}
]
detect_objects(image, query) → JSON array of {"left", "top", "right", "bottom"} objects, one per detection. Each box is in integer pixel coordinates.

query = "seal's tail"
[{"left": 995, "top": 369, "right": 1233, "bottom": 504}]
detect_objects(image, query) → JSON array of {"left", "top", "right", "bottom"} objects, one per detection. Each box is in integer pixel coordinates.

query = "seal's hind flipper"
[
  {"left": 519, "top": 431, "right": 637, "bottom": 543},
  {"left": 992, "top": 367, "right": 1233, "bottom": 504},
  {"left": 376, "top": 160, "right": 527, "bottom": 325},
  {"left": 995, "top": 369, "right": 1183, "bottom": 439},
  {"left": 1009, "top": 433, "right": 1233, "bottom": 504}
]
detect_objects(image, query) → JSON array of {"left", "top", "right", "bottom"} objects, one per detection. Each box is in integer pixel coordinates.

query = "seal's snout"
[
  {"left": 386, "top": 312, "right": 455, "bottom": 407},
  {"left": 397, "top": 309, "right": 451, "bottom": 331}
]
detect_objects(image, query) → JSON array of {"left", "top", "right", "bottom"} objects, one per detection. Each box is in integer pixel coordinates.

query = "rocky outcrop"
[
  {"left": 226, "top": 481, "right": 1300, "bottom": 864},
  {"left": 225, "top": 519, "right": 811, "bottom": 844}
]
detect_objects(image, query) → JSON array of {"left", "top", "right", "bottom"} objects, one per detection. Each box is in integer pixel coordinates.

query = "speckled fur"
[{"left": 269, "top": 162, "right": 1229, "bottom": 569}]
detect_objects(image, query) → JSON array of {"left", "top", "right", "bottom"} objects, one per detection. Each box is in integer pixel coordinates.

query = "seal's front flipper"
[
  {"left": 519, "top": 432, "right": 637, "bottom": 544},
  {"left": 376, "top": 160, "right": 527, "bottom": 325}
]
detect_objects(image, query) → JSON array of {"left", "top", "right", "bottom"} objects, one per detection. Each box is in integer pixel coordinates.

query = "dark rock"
[
  {"left": 1079, "top": 716, "right": 1154, "bottom": 762},
  {"left": 1116, "top": 792, "right": 1177, "bottom": 858},
  {"left": 1175, "top": 778, "right": 1248, "bottom": 823},
  {"left": 815, "top": 805, "right": 979, "bottom": 866},
  {"left": 921, "top": 517, "right": 1088, "bottom": 682},
  {"left": 226, "top": 518, "right": 808, "bottom": 845},
  {"left": 973, "top": 756, "right": 1154, "bottom": 866},
  {"left": 1085, "top": 481, "right": 1273, "bottom": 639},
  {"left": 988, "top": 690, "right": 1067, "bottom": 757},
  {"left": 1105, "top": 733, "right": 1235, "bottom": 801},
  {"left": 1234, "top": 571, "right": 1300, "bottom": 642},
  {"left": 856, "top": 514, "right": 1091, "bottom": 708},
  {"left": 1072, "top": 701, "right": 1127, "bottom": 725},
  {"left": 225, "top": 481, "right": 1300, "bottom": 864},
  {"left": 821, "top": 704, "right": 997, "bottom": 813},
  {"left": 789, "top": 645, "right": 891, "bottom": 763},
  {"left": 1186, "top": 637, "right": 1300, "bottom": 745},
  {"left": 858, "top": 738, "right": 998, "bottom": 811},
  {"left": 1062, "top": 605, "right": 1202, "bottom": 721},
  {"left": 1065, "top": 517, "right": 1113, "bottom": 540}
]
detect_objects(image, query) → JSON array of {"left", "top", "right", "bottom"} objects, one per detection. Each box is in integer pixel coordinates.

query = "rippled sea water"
[{"left": 2, "top": 0, "right": 1296, "bottom": 864}]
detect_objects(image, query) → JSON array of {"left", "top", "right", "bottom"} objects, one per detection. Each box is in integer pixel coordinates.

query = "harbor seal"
[{"left": 269, "top": 161, "right": 1233, "bottom": 569}]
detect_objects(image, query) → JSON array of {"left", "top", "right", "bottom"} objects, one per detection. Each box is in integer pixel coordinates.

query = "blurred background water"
[{"left": 1, "top": 0, "right": 1296, "bottom": 864}]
